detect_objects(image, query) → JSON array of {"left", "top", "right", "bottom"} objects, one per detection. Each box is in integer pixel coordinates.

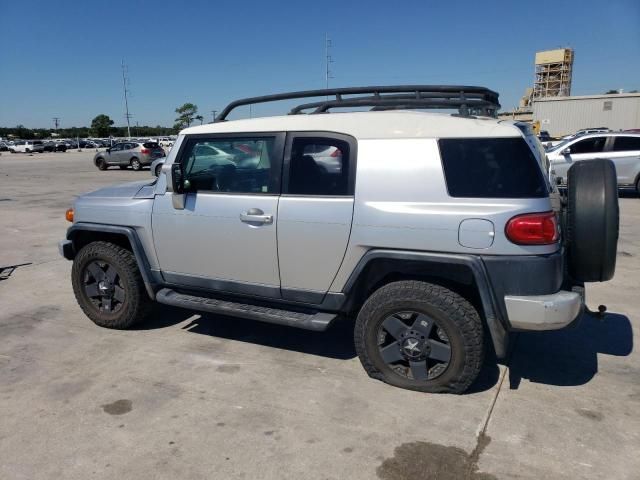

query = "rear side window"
[
  {"left": 570, "top": 136, "right": 606, "bottom": 154},
  {"left": 439, "top": 137, "right": 548, "bottom": 198},
  {"left": 287, "top": 137, "right": 351, "bottom": 196},
  {"left": 143, "top": 142, "right": 160, "bottom": 149},
  {"left": 612, "top": 136, "right": 640, "bottom": 152}
]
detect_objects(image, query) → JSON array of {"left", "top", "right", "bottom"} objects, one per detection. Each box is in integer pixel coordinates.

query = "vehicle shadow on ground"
[
  {"left": 508, "top": 312, "right": 633, "bottom": 389},
  {"left": 132, "top": 305, "right": 196, "bottom": 330},
  {"left": 618, "top": 189, "right": 639, "bottom": 199},
  {"left": 181, "top": 314, "right": 358, "bottom": 360},
  {"left": 131, "top": 307, "right": 501, "bottom": 390}
]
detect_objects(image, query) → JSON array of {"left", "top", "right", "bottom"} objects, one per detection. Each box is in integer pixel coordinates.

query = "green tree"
[
  {"left": 195, "top": 115, "right": 204, "bottom": 125},
  {"left": 174, "top": 102, "right": 198, "bottom": 130},
  {"left": 91, "top": 114, "right": 114, "bottom": 136},
  {"left": 604, "top": 89, "right": 619, "bottom": 94}
]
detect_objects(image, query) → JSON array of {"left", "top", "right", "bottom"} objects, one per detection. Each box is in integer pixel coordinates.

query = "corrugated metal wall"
[{"left": 532, "top": 95, "right": 640, "bottom": 136}]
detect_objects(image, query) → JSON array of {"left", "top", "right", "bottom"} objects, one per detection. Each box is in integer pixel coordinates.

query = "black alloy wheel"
[
  {"left": 81, "top": 260, "right": 126, "bottom": 314},
  {"left": 377, "top": 310, "right": 451, "bottom": 381}
]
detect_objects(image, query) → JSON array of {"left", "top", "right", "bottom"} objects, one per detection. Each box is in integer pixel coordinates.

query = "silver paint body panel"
[
  {"left": 66, "top": 112, "right": 562, "bottom": 332},
  {"left": 152, "top": 192, "right": 280, "bottom": 287}
]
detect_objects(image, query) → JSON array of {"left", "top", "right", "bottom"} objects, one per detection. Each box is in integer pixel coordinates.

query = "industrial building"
[
  {"left": 498, "top": 48, "right": 575, "bottom": 122},
  {"left": 533, "top": 93, "right": 640, "bottom": 137},
  {"left": 532, "top": 48, "right": 574, "bottom": 99}
]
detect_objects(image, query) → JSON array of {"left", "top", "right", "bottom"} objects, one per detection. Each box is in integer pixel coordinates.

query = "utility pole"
[
  {"left": 211, "top": 110, "right": 217, "bottom": 122},
  {"left": 121, "top": 60, "right": 132, "bottom": 138},
  {"left": 325, "top": 33, "right": 334, "bottom": 93},
  {"left": 52, "top": 117, "right": 60, "bottom": 131}
]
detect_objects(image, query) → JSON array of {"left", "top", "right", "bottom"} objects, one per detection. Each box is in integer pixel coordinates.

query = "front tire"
[
  {"left": 130, "top": 158, "right": 141, "bottom": 171},
  {"left": 354, "top": 281, "right": 484, "bottom": 394},
  {"left": 71, "top": 241, "right": 152, "bottom": 329},
  {"left": 96, "top": 158, "right": 107, "bottom": 170}
]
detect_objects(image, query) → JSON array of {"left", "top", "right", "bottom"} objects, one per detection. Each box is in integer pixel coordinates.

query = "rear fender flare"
[{"left": 342, "top": 249, "right": 508, "bottom": 358}]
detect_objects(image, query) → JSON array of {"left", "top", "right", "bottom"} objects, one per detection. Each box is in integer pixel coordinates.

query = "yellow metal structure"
[{"left": 533, "top": 48, "right": 573, "bottom": 99}]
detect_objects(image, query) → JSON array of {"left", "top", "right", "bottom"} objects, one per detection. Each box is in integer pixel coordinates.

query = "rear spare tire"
[{"left": 566, "top": 158, "right": 619, "bottom": 282}]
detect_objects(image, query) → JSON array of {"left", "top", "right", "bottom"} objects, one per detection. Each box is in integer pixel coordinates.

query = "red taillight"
[
  {"left": 505, "top": 212, "right": 558, "bottom": 245},
  {"left": 140, "top": 148, "right": 150, "bottom": 154},
  {"left": 330, "top": 148, "right": 342, "bottom": 157}
]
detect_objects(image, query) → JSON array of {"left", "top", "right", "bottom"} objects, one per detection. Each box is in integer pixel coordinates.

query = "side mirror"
[
  {"left": 562, "top": 148, "right": 571, "bottom": 156},
  {"left": 171, "top": 163, "right": 184, "bottom": 193}
]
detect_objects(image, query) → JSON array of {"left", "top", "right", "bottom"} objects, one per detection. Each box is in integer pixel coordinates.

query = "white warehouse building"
[{"left": 533, "top": 92, "right": 640, "bottom": 137}]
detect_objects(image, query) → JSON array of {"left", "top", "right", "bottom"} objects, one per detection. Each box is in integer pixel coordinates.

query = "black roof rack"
[{"left": 215, "top": 85, "right": 500, "bottom": 122}]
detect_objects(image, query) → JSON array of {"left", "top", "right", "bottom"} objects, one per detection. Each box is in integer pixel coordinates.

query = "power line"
[
  {"left": 121, "top": 60, "right": 132, "bottom": 138},
  {"left": 52, "top": 117, "right": 60, "bottom": 130}
]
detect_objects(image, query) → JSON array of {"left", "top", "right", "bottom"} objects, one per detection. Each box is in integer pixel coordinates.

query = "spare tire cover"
[{"left": 566, "top": 158, "right": 619, "bottom": 282}]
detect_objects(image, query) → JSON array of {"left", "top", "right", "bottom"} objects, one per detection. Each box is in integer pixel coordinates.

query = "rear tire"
[
  {"left": 155, "top": 164, "right": 162, "bottom": 176},
  {"left": 354, "top": 281, "right": 484, "bottom": 394},
  {"left": 636, "top": 177, "right": 640, "bottom": 196},
  {"left": 566, "top": 158, "right": 619, "bottom": 281},
  {"left": 71, "top": 241, "right": 152, "bottom": 329},
  {"left": 130, "top": 158, "right": 141, "bottom": 171}
]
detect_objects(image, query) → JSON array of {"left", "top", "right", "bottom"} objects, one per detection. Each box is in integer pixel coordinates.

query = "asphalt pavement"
[{"left": 0, "top": 151, "right": 638, "bottom": 479}]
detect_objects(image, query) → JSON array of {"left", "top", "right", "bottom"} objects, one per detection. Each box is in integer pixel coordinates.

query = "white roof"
[{"left": 181, "top": 111, "right": 521, "bottom": 140}]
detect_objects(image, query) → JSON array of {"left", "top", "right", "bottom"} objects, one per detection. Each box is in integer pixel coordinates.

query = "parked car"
[
  {"left": 0, "top": 141, "right": 9, "bottom": 151},
  {"left": 43, "top": 141, "right": 67, "bottom": 152},
  {"left": 560, "top": 127, "right": 610, "bottom": 141},
  {"left": 10, "top": 140, "right": 44, "bottom": 153},
  {"left": 538, "top": 130, "right": 553, "bottom": 142},
  {"left": 60, "top": 85, "right": 619, "bottom": 394},
  {"left": 159, "top": 137, "right": 175, "bottom": 148},
  {"left": 547, "top": 132, "right": 640, "bottom": 192},
  {"left": 93, "top": 141, "right": 165, "bottom": 170}
]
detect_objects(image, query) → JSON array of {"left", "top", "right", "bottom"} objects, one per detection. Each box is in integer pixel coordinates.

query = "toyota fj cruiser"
[{"left": 59, "top": 86, "right": 619, "bottom": 393}]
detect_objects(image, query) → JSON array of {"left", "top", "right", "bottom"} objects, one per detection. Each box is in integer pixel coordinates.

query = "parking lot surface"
[{"left": 1, "top": 151, "right": 638, "bottom": 479}]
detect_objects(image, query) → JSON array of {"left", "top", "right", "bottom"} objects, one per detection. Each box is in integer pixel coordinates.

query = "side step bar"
[{"left": 155, "top": 288, "right": 337, "bottom": 332}]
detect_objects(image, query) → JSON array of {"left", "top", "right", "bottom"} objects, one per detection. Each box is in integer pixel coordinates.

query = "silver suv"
[
  {"left": 93, "top": 141, "right": 165, "bottom": 171},
  {"left": 547, "top": 132, "right": 640, "bottom": 193},
  {"left": 59, "top": 86, "right": 620, "bottom": 394}
]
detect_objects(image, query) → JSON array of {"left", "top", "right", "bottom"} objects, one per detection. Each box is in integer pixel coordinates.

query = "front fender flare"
[{"left": 66, "top": 223, "right": 157, "bottom": 299}]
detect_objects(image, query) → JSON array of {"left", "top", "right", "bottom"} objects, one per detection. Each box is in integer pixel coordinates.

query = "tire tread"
[{"left": 354, "top": 280, "right": 484, "bottom": 394}]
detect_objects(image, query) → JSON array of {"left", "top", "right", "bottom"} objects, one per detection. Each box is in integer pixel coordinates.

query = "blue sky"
[{"left": 1, "top": 0, "right": 638, "bottom": 128}]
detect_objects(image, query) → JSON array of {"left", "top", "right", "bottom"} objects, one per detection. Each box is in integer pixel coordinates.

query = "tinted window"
[
  {"left": 570, "top": 137, "right": 606, "bottom": 154},
  {"left": 439, "top": 137, "right": 547, "bottom": 198},
  {"left": 181, "top": 137, "right": 277, "bottom": 193},
  {"left": 143, "top": 142, "right": 161, "bottom": 149},
  {"left": 287, "top": 138, "right": 350, "bottom": 196},
  {"left": 612, "top": 136, "right": 640, "bottom": 152}
]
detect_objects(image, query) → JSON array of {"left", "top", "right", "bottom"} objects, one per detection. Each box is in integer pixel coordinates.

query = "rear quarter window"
[{"left": 438, "top": 137, "right": 548, "bottom": 198}]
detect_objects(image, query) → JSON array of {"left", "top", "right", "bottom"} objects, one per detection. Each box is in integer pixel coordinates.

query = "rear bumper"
[{"left": 505, "top": 289, "right": 584, "bottom": 331}]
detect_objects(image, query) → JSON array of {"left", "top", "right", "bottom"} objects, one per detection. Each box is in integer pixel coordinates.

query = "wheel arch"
[
  {"left": 66, "top": 223, "right": 157, "bottom": 299},
  {"left": 341, "top": 250, "right": 508, "bottom": 358}
]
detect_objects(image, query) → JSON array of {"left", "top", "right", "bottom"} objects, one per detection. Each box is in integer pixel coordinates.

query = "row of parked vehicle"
[{"left": 0, "top": 136, "right": 176, "bottom": 154}]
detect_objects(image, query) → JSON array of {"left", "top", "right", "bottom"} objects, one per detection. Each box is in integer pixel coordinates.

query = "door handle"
[{"left": 240, "top": 208, "right": 273, "bottom": 225}]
